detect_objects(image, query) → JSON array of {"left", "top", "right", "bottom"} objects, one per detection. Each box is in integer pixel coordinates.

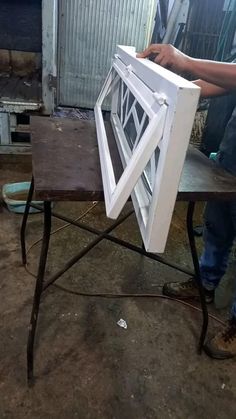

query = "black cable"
[{"left": 51, "top": 283, "right": 226, "bottom": 327}]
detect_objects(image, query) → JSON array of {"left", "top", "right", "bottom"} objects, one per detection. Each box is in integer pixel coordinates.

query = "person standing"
[{"left": 137, "top": 44, "right": 236, "bottom": 359}]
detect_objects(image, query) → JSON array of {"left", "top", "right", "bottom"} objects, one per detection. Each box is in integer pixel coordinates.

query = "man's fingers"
[
  {"left": 155, "top": 54, "right": 173, "bottom": 70},
  {"left": 154, "top": 53, "right": 165, "bottom": 65},
  {"left": 137, "top": 44, "right": 162, "bottom": 58},
  {"left": 136, "top": 47, "right": 152, "bottom": 58},
  {"left": 137, "top": 43, "right": 188, "bottom": 73}
]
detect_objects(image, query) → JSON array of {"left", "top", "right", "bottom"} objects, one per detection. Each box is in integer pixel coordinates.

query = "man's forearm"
[
  {"left": 137, "top": 44, "right": 236, "bottom": 91},
  {"left": 187, "top": 60, "right": 236, "bottom": 91},
  {"left": 193, "top": 79, "right": 229, "bottom": 98}
]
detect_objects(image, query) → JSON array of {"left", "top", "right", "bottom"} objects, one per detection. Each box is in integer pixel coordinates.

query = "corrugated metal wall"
[{"left": 58, "top": 0, "right": 156, "bottom": 108}]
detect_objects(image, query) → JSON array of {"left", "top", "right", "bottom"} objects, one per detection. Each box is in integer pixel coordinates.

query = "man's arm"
[
  {"left": 193, "top": 79, "right": 228, "bottom": 98},
  {"left": 137, "top": 44, "right": 236, "bottom": 91}
]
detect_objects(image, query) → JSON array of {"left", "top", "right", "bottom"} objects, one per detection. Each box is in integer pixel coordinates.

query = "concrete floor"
[{"left": 0, "top": 155, "right": 236, "bottom": 419}]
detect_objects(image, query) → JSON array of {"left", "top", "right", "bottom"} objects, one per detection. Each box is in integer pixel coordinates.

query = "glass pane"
[
  {"left": 142, "top": 147, "right": 160, "bottom": 195},
  {"left": 133, "top": 114, "right": 149, "bottom": 149},
  {"left": 122, "top": 95, "right": 128, "bottom": 123},
  {"left": 117, "top": 79, "right": 122, "bottom": 120},
  {"left": 124, "top": 113, "right": 137, "bottom": 150},
  {"left": 123, "top": 81, "right": 127, "bottom": 98},
  {"left": 136, "top": 101, "right": 144, "bottom": 123},
  {"left": 128, "top": 91, "right": 135, "bottom": 110}
]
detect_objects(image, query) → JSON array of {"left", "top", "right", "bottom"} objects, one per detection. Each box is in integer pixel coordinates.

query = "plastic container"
[
  {"left": 2, "top": 182, "right": 43, "bottom": 214},
  {"left": 209, "top": 152, "right": 217, "bottom": 161}
]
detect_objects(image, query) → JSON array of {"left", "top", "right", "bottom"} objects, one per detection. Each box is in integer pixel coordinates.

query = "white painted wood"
[
  {"left": 0, "top": 113, "right": 11, "bottom": 145},
  {"left": 0, "top": 101, "right": 40, "bottom": 114},
  {"left": 94, "top": 46, "right": 200, "bottom": 253},
  {"left": 0, "top": 145, "right": 31, "bottom": 155},
  {"left": 42, "top": 0, "right": 58, "bottom": 114}
]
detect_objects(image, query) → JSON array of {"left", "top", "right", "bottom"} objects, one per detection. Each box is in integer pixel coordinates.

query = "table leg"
[
  {"left": 27, "top": 201, "right": 51, "bottom": 384},
  {"left": 187, "top": 201, "right": 208, "bottom": 352},
  {"left": 43, "top": 209, "right": 134, "bottom": 290},
  {"left": 30, "top": 204, "right": 193, "bottom": 276},
  {"left": 21, "top": 176, "right": 34, "bottom": 265}
]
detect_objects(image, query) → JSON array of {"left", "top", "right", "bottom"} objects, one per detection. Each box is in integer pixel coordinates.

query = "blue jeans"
[
  {"left": 200, "top": 101, "right": 236, "bottom": 318},
  {"left": 200, "top": 200, "right": 236, "bottom": 318}
]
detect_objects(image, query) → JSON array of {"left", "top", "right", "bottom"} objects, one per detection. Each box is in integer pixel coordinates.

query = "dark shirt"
[{"left": 216, "top": 95, "right": 236, "bottom": 175}]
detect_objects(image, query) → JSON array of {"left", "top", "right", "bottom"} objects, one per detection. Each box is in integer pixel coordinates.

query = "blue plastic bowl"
[{"left": 2, "top": 182, "right": 43, "bottom": 214}]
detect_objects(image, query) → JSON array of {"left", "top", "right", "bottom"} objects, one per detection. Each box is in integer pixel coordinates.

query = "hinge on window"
[{"left": 48, "top": 74, "right": 57, "bottom": 89}]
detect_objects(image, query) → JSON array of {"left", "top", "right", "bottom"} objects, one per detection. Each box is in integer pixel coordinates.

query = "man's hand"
[
  {"left": 137, "top": 44, "right": 236, "bottom": 91},
  {"left": 137, "top": 44, "right": 192, "bottom": 73}
]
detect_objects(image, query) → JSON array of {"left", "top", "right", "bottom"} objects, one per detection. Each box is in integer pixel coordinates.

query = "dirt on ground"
[{"left": 0, "top": 155, "right": 235, "bottom": 419}]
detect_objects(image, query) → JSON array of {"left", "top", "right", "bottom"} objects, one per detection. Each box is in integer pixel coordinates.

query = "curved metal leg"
[
  {"left": 187, "top": 201, "right": 208, "bottom": 352},
  {"left": 27, "top": 201, "right": 51, "bottom": 384},
  {"left": 21, "top": 176, "right": 34, "bottom": 265}
]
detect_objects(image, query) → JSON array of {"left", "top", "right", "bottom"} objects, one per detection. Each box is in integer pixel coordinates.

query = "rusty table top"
[{"left": 31, "top": 116, "right": 236, "bottom": 202}]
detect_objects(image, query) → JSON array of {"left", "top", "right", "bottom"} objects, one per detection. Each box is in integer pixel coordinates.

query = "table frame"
[
  {"left": 21, "top": 115, "right": 236, "bottom": 385},
  {"left": 21, "top": 176, "right": 207, "bottom": 384}
]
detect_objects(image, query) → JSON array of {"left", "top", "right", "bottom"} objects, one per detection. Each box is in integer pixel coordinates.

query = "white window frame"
[{"left": 94, "top": 46, "right": 200, "bottom": 253}]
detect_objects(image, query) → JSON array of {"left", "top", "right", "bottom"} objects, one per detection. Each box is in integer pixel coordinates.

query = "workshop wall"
[{"left": 57, "top": 0, "right": 156, "bottom": 108}]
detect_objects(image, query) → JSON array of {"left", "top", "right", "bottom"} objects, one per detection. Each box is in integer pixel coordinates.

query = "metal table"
[{"left": 21, "top": 116, "right": 236, "bottom": 384}]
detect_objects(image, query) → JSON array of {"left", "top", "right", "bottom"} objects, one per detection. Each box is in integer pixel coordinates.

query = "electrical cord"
[
  {"left": 52, "top": 283, "right": 226, "bottom": 327},
  {"left": 23, "top": 203, "right": 227, "bottom": 328},
  {"left": 24, "top": 262, "right": 227, "bottom": 327},
  {"left": 25, "top": 201, "right": 99, "bottom": 256}
]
